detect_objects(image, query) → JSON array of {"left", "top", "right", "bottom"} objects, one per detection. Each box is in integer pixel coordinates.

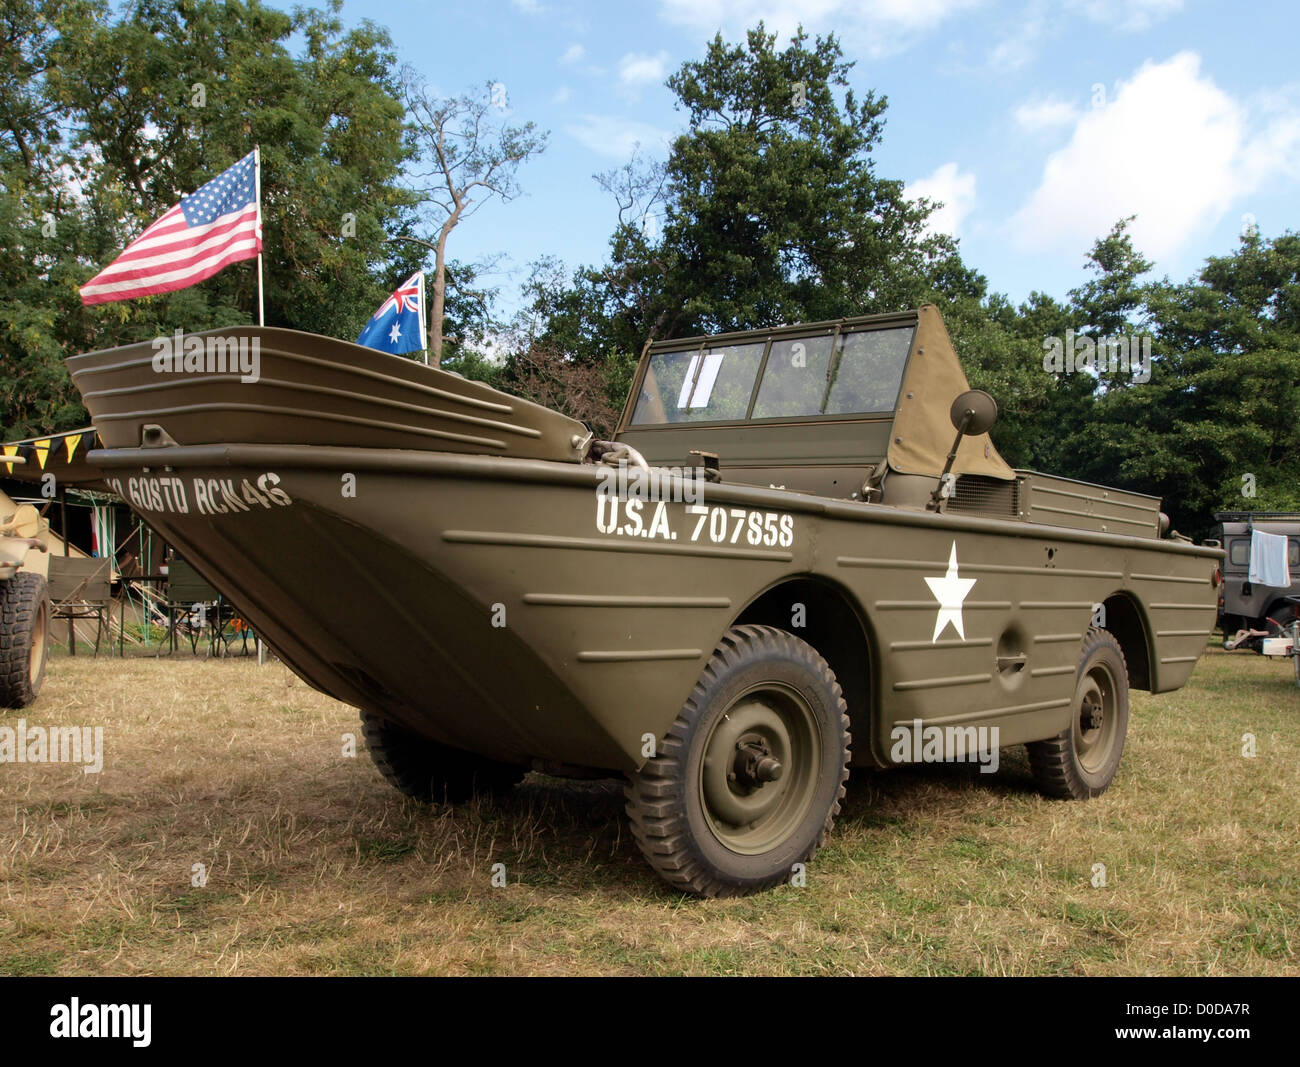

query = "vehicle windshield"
[
  {"left": 630, "top": 326, "right": 914, "bottom": 425},
  {"left": 1227, "top": 536, "right": 1300, "bottom": 568}
]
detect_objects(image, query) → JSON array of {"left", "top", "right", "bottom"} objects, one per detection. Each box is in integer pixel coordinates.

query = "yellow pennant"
[
  {"left": 33, "top": 440, "right": 51, "bottom": 469},
  {"left": 64, "top": 434, "right": 80, "bottom": 462},
  {"left": 1, "top": 444, "right": 16, "bottom": 472}
]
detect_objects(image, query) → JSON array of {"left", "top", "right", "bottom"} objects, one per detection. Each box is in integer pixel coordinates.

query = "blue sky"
[{"left": 303, "top": 0, "right": 1300, "bottom": 317}]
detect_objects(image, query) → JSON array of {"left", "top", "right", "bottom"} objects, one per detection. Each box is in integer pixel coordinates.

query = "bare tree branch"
[{"left": 400, "top": 68, "right": 548, "bottom": 364}]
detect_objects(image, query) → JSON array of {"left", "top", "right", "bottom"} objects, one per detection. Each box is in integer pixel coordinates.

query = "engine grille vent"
[{"left": 948, "top": 475, "right": 1019, "bottom": 518}]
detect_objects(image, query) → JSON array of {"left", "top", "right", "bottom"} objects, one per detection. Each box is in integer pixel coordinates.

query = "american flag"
[{"left": 79, "top": 149, "right": 262, "bottom": 306}]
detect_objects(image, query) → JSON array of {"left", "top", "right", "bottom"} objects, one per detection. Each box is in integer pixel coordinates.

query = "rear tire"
[
  {"left": 1027, "top": 628, "right": 1129, "bottom": 799},
  {"left": 625, "top": 625, "right": 851, "bottom": 897},
  {"left": 360, "top": 711, "right": 526, "bottom": 803},
  {"left": 1265, "top": 602, "right": 1300, "bottom": 636},
  {"left": 0, "top": 573, "right": 49, "bottom": 710}
]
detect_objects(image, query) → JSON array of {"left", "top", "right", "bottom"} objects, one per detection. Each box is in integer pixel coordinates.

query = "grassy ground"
[{"left": 1, "top": 645, "right": 1296, "bottom": 976}]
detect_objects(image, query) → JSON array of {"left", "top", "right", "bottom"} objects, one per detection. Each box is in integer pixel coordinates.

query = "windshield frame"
[{"left": 627, "top": 318, "right": 917, "bottom": 429}]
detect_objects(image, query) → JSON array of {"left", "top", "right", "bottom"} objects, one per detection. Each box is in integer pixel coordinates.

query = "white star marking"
[
  {"left": 924, "top": 541, "right": 977, "bottom": 642},
  {"left": 388, "top": 322, "right": 401, "bottom": 344}
]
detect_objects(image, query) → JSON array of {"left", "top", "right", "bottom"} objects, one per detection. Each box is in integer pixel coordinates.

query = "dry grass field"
[{"left": 1, "top": 644, "right": 1296, "bottom": 976}]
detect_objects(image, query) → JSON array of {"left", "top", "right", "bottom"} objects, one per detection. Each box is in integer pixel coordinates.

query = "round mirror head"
[{"left": 950, "top": 389, "right": 998, "bottom": 436}]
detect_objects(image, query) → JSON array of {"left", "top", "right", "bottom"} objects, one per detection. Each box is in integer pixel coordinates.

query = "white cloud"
[
  {"left": 565, "top": 115, "right": 674, "bottom": 160},
  {"left": 1008, "top": 52, "right": 1300, "bottom": 261},
  {"left": 511, "top": 0, "right": 545, "bottom": 14},
  {"left": 906, "top": 162, "right": 977, "bottom": 238},
  {"left": 618, "top": 51, "right": 671, "bottom": 87},
  {"left": 559, "top": 43, "right": 585, "bottom": 65},
  {"left": 987, "top": 3, "right": 1048, "bottom": 72},
  {"left": 1066, "top": 0, "right": 1183, "bottom": 33},
  {"left": 552, "top": 86, "right": 573, "bottom": 104},
  {"left": 1014, "top": 95, "right": 1081, "bottom": 133},
  {"left": 656, "top": 0, "right": 981, "bottom": 58},
  {"left": 986, "top": 0, "right": 1182, "bottom": 74}
]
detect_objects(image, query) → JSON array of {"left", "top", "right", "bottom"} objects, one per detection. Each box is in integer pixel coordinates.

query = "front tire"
[
  {"left": 0, "top": 573, "right": 49, "bottom": 710},
  {"left": 360, "top": 711, "right": 526, "bottom": 803},
  {"left": 625, "top": 625, "right": 851, "bottom": 897},
  {"left": 1027, "top": 628, "right": 1129, "bottom": 799}
]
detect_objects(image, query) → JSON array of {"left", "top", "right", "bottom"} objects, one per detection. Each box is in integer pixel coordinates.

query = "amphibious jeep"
[{"left": 67, "top": 305, "right": 1220, "bottom": 896}]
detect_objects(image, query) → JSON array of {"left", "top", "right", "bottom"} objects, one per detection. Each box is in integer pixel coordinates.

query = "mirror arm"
[{"left": 927, "top": 408, "right": 973, "bottom": 512}]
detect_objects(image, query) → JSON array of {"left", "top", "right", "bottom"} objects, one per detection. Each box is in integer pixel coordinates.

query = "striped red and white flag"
[{"left": 79, "top": 149, "right": 262, "bottom": 306}]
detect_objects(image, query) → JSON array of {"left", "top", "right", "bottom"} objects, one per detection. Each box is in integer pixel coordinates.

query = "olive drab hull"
[
  {"left": 68, "top": 319, "right": 1219, "bottom": 775},
  {"left": 66, "top": 326, "right": 592, "bottom": 461},
  {"left": 82, "top": 443, "right": 1218, "bottom": 773}
]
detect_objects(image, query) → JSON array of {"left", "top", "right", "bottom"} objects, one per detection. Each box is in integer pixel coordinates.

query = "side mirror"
[
  {"left": 950, "top": 389, "right": 998, "bottom": 436},
  {"left": 928, "top": 390, "right": 999, "bottom": 512}
]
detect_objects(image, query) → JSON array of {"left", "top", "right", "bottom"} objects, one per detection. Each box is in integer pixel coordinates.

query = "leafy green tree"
[
  {"left": 1, "top": 0, "right": 423, "bottom": 437},
  {"left": 1056, "top": 228, "right": 1300, "bottom": 536},
  {"left": 533, "top": 24, "right": 971, "bottom": 366}
]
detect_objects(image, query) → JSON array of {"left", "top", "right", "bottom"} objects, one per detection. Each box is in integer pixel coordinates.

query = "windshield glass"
[
  {"left": 824, "top": 328, "right": 912, "bottom": 415},
  {"left": 631, "top": 342, "right": 765, "bottom": 424},
  {"left": 630, "top": 325, "right": 914, "bottom": 425}
]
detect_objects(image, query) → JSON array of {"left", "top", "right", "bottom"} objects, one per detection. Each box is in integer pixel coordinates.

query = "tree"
[
  {"left": 1052, "top": 228, "right": 1300, "bottom": 536},
  {"left": 402, "top": 72, "right": 547, "bottom": 364},
  {"left": 522, "top": 22, "right": 980, "bottom": 392},
  {"left": 661, "top": 25, "right": 953, "bottom": 328},
  {"left": 0, "top": 0, "right": 424, "bottom": 437}
]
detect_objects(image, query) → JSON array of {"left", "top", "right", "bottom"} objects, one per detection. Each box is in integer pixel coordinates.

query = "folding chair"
[
  {"left": 162, "top": 558, "right": 221, "bottom": 655},
  {"left": 47, "top": 556, "right": 112, "bottom": 656}
]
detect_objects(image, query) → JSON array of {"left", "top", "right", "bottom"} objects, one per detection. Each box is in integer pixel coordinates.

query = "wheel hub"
[
  {"left": 729, "top": 734, "right": 784, "bottom": 791},
  {"left": 1075, "top": 668, "right": 1116, "bottom": 772},
  {"left": 1081, "top": 694, "right": 1104, "bottom": 732},
  {"left": 697, "top": 686, "right": 825, "bottom": 857}
]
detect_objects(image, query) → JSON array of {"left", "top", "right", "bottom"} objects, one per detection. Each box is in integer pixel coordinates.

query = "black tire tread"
[
  {"left": 624, "top": 624, "right": 851, "bottom": 898},
  {"left": 1026, "top": 627, "right": 1128, "bottom": 800},
  {"left": 360, "top": 711, "right": 525, "bottom": 804},
  {"left": 0, "top": 572, "right": 48, "bottom": 710}
]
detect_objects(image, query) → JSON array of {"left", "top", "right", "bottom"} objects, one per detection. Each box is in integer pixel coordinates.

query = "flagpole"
[
  {"left": 418, "top": 271, "right": 428, "bottom": 365},
  {"left": 254, "top": 145, "right": 265, "bottom": 327}
]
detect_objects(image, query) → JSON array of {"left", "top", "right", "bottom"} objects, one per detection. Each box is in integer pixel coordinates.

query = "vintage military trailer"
[{"left": 67, "top": 305, "right": 1219, "bottom": 896}]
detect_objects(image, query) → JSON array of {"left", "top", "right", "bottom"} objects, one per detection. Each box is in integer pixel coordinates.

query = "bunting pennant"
[
  {"left": 1, "top": 444, "right": 17, "bottom": 472},
  {"left": 33, "top": 439, "right": 50, "bottom": 469},
  {"left": 64, "top": 434, "right": 79, "bottom": 462}
]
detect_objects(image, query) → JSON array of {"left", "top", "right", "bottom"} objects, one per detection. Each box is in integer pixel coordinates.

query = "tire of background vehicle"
[
  {"left": 1265, "top": 601, "right": 1300, "bottom": 635},
  {"left": 1027, "top": 628, "right": 1129, "bottom": 800},
  {"left": 0, "top": 573, "right": 49, "bottom": 710},
  {"left": 360, "top": 711, "right": 526, "bottom": 803},
  {"left": 625, "top": 625, "right": 851, "bottom": 898}
]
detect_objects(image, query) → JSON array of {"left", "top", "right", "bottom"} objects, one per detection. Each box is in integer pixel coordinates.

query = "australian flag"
[{"left": 356, "top": 271, "right": 427, "bottom": 355}]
